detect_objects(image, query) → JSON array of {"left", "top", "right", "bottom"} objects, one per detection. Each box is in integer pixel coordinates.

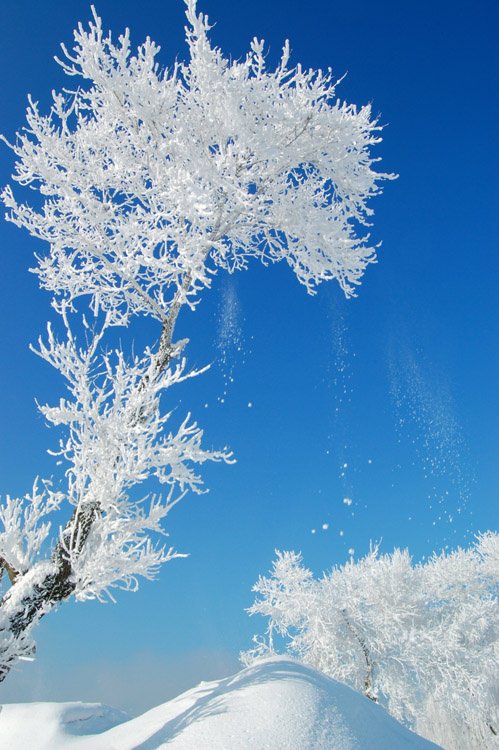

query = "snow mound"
[
  {"left": 0, "top": 658, "right": 441, "bottom": 749},
  {"left": 0, "top": 701, "right": 130, "bottom": 749}
]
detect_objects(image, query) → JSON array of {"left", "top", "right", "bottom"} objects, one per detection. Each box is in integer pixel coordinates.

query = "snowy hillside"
[{"left": 0, "top": 658, "right": 441, "bottom": 749}]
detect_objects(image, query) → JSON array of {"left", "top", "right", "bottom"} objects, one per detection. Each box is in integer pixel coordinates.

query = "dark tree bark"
[{"left": 0, "top": 499, "right": 100, "bottom": 682}]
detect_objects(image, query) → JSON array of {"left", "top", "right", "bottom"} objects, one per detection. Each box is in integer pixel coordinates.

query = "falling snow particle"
[
  {"left": 248, "top": 402, "right": 252, "bottom": 408},
  {"left": 311, "top": 529, "right": 316, "bottom": 534},
  {"left": 348, "top": 548, "right": 355, "bottom": 555},
  {"left": 343, "top": 498, "right": 352, "bottom": 506},
  {"left": 322, "top": 523, "right": 329, "bottom": 530}
]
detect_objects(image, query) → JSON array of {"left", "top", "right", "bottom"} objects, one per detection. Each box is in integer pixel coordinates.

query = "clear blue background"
[{"left": 0, "top": 0, "right": 497, "bottom": 714}]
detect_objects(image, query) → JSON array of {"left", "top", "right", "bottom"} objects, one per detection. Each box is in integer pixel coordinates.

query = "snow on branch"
[
  {"left": 29, "top": 315, "right": 231, "bottom": 601},
  {"left": 0, "top": 480, "right": 63, "bottom": 579},
  {"left": 2, "top": 0, "right": 393, "bottom": 326}
]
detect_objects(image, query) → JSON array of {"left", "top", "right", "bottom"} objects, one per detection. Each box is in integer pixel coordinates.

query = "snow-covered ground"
[{"left": 0, "top": 658, "right": 441, "bottom": 749}]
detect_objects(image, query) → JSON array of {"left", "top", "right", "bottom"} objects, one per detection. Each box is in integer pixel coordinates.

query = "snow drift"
[{"left": 0, "top": 658, "right": 441, "bottom": 749}]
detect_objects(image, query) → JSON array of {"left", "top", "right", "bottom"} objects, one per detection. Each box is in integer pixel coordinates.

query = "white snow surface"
[{"left": 0, "top": 658, "right": 441, "bottom": 749}]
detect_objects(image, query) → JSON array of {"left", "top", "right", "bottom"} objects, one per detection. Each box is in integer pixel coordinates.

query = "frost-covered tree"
[
  {"left": 0, "top": 0, "right": 392, "bottom": 681},
  {"left": 243, "top": 535, "right": 499, "bottom": 750}
]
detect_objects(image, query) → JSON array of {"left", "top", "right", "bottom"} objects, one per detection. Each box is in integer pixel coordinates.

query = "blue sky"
[{"left": 0, "top": 0, "right": 497, "bottom": 715}]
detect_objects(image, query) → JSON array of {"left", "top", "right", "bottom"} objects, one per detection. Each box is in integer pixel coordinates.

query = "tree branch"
[
  {"left": 341, "top": 609, "right": 378, "bottom": 702},
  {"left": 0, "top": 558, "right": 19, "bottom": 586}
]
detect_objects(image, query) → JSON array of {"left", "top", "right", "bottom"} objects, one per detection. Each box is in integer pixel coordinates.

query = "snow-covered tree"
[
  {"left": 243, "top": 535, "right": 499, "bottom": 750},
  {"left": 0, "top": 0, "right": 392, "bottom": 681}
]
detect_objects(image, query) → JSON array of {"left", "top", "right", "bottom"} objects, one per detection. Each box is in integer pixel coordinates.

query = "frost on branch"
[
  {"left": 0, "top": 0, "right": 393, "bottom": 681},
  {"left": 32, "top": 316, "right": 230, "bottom": 602},
  {"left": 35, "top": 318, "right": 227, "bottom": 502},
  {"left": 244, "top": 537, "right": 499, "bottom": 750},
  {"left": 0, "top": 481, "right": 63, "bottom": 580},
  {"left": 2, "top": 0, "right": 393, "bottom": 325}
]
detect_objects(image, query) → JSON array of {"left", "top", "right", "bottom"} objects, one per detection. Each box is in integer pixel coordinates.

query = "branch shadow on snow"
[{"left": 129, "top": 659, "right": 332, "bottom": 749}]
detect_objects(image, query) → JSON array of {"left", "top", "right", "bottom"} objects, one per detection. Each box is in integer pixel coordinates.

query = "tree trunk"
[
  {"left": 341, "top": 609, "right": 378, "bottom": 702},
  {"left": 0, "top": 499, "right": 99, "bottom": 683}
]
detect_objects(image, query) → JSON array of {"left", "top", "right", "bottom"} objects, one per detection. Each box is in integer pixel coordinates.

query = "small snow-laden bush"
[{"left": 243, "top": 533, "right": 499, "bottom": 750}]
